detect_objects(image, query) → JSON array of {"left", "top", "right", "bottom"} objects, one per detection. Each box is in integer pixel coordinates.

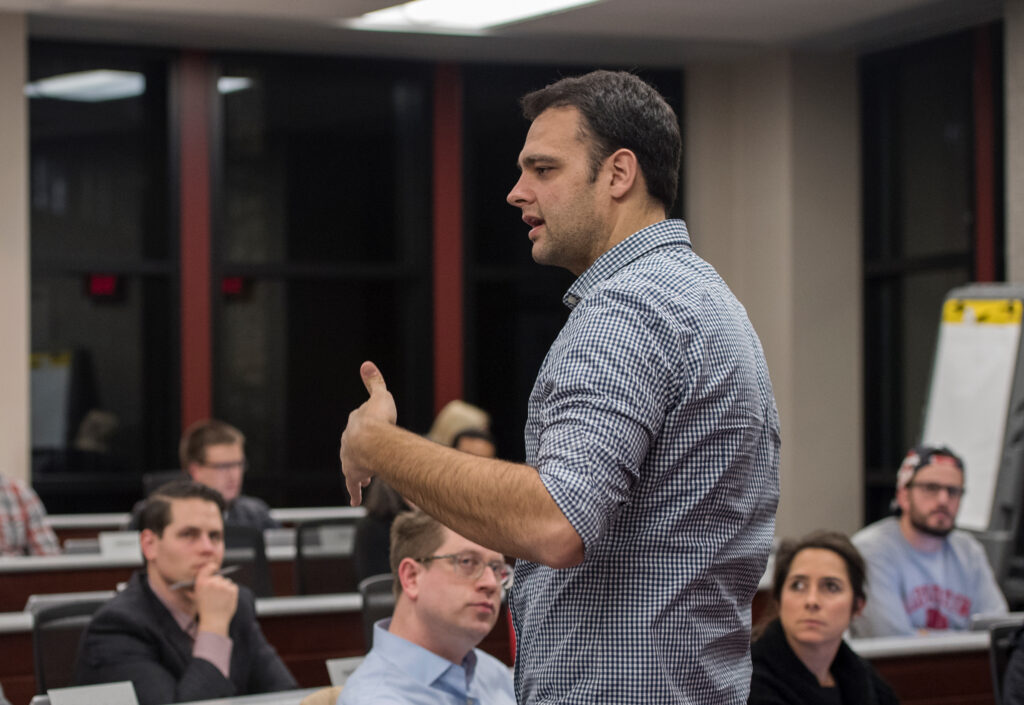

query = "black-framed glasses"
[
  {"left": 415, "top": 552, "right": 514, "bottom": 590},
  {"left": 906, "top": 481, "right": 965, "bottom": 500},
  {"left": 201, "top": 460, "right": 247, "bottom": 472}
]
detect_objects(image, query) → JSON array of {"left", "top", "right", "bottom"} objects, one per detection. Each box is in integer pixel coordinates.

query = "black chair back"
[
  {"left": 32, "top": 598, "right": 109, "bottom": 693},
  {"left": 294, "top": 519, "right": 359, "bottom": 595},
  {"left": 993, "top": 621, "right": 1024, "bottom": 705},
  {"left": 141, "top": 469, "right": 186, "bottom": 497},
  {"left": 358, "top": 573, "right": 395, "bottom": 650},
  {"left": 224, "top": 523, "right": 273, "bottom": 597}
]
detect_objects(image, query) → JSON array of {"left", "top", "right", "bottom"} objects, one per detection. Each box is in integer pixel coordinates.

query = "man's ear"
[
  {"left": 895, "top": 487, "right": 910, "bottom": 515},
  {"left": 397, "top": 557, "right": 423, "bottom": 600},
  {"left": 140, "top": 529, "right": 159, "bottom": 562},
  {"left": 186, "top": 463, "right": 199, "bottom": 480},
  {"left": 607, "top": 148, "right": 639, "bottom": 199}
]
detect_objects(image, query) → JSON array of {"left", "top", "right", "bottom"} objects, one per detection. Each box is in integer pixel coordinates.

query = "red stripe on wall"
[
  {"left": 973, "top": 26, "right": 996, "bottom": 283},
  {"left": 432, "top": 64, "right": 464, "bottom": 412},
  {"left": 179, "top": 52, "right": 213, "bottom": 426}
]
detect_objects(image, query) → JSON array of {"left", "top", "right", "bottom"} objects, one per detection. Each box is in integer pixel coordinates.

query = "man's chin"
[{"left": 913, "top": 519, "right": 954, "bottom": 538}]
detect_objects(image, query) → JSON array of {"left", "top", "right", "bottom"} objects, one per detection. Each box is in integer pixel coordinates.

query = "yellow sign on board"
[{"left": 942, "top": 298, "right": 1024, "bottom": 325}]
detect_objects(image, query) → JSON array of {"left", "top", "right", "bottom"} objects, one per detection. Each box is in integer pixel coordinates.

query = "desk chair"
[
  {"left": 32, "top": 598, "right": 110, "bottom": 693},
  {"left": 991, "top": 620, "right": 1024, "bottom": 705},
  {"left": 294, "top": 519, "right": 359, "bottom": 595},
  {"left": 224, "top": 523, "right": 273, "bottom": 598},
  {"left": 140, "top": 470, "right": 186, "bottom": 497},
  {"left": 358, "top": 573, "right": 395, "bottom": 650}
]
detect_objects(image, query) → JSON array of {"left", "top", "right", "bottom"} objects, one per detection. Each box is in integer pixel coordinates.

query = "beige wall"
[
  {"left": 1008, "top": 0, "right": 1024, "bottom": 282},
  {"left": 686, "top": 50, "right": 862, "bottom": 539},
  {"left": 0, "top": 13, "right": 29, "bottom": 484}
]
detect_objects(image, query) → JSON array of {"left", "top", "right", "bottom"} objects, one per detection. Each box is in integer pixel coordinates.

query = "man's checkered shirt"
[{"left": 510, "top": 219, "right": 781, "bottom": 704}]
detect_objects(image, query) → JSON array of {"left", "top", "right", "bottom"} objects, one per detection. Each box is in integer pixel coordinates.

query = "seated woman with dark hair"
[{"left": 750, "top": 530, "right": 899, "bottom": 705}]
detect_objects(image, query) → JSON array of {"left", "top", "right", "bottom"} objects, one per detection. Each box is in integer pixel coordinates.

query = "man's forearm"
[{"left": 348, "top": 418, "right": 583, "bottom": 567}]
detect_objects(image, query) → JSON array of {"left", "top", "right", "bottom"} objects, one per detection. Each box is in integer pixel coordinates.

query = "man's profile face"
[
  {"left": 413, "top": 527, "right": 504, "bottom": 647},
  {"left": 507, "top": 106, "right": 609, "bottom": 276},
  {"left": 897, "top": 455, "right": 964, "bottom": 538},
  {"left": 141, "top": 497, "right": 225, "bottom": 589},
  {"left": 189, "top": 441, "right": 245, "bottom": 503}
]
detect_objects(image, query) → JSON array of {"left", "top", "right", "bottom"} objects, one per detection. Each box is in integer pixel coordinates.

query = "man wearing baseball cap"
[{"left": 851, "top": 445, "right": 1007, "bottom": 637}]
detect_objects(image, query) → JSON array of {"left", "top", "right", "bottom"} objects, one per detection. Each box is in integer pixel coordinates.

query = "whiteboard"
[{"left": 922, "top": 298, "right": 1022, "bottom": 531}]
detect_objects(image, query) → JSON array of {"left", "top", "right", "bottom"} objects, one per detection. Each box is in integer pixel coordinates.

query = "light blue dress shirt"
[{"left": 338, "top": 619, "right": 516, "bottom": 705}]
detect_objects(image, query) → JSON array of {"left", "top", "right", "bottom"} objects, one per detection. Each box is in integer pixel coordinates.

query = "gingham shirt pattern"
[
  {"left": 0, "top": 475, "right": 60, "bottom": 556},
  {"left": 511, "top": 219, "right": 780, "bottom": 704}
]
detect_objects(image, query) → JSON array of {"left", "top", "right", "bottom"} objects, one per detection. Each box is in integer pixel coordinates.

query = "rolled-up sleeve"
[{"left": 535, "top": 288, "right": 680, "bottom": 552}]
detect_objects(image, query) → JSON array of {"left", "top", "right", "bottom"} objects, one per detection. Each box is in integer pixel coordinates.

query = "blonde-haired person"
[{"left": 425, "top": 400, "right": 490, "bottom": 447}]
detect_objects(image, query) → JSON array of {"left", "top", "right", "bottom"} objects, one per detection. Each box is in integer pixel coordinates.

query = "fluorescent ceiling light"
[
  {"left": 25, "top": 70, "right": 145, "bottom": 102},
  {"left": 345, "top": 0, "right": 603, "bottom": 35},
  {"left": 218, "top": 77, "right": 253, "bottom": 94}
]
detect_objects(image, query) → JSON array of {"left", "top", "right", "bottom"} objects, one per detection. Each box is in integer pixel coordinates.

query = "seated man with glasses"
[
  {"left": 850, "top": 444, "right": 1007, "bottom": 637},
  {"left": 340, "top": 510, "right": 515, "bottom": 704},
  {"left": 131, "top": 420, "right": 278, "bottom": 531}
]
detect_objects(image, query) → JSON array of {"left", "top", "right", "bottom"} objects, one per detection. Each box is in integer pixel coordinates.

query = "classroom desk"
[
  {"left": 0, "top": 592, "right": 512, "bottom": 705},
  {"left": 851, "top": 631, "right": 993, "bottom": 705},
  {"left": 0, "top": 536, "right": 363, "bottom": 611},
  {"left": 45, "top": 507, "right": 366, "bottom": 542},
  {"left": 29, "top": 687, "right": 323, "bottom": 705}
]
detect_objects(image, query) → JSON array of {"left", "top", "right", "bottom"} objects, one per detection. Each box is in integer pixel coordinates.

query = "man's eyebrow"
[{"left": 519, "top": 154, "right": 559, "bottom": 169}]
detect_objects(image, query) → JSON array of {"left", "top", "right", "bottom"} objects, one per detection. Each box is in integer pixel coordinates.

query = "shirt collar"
[
  {"left": 371, "top": 619, "right": 478, "bottom": 693},
  {"left": 148, "top": 574, "right": 198, "bottom": 638},
  {"left": 563, "top": 219, "right": 691, "bottom": 310}
]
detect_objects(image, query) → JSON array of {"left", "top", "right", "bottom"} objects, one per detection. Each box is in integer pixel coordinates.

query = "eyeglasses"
[
  {"left": 201, "top": 460, "right": 247, "bottom": 472},
  {"left": 906, "top": 481, "right": 965, "bottom": 500},
  {"left": 415, "top": 552, "right": 514, "bottom": 590}
]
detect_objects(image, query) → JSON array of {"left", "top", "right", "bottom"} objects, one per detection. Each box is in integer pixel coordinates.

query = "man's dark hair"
[
  {"left": 139, "top": 479, "right": 226, "bottom": 536},
  {"left": 179, "top": 418, "right": 245, "bottom": 470},
  {"left": 520, "top": 70, "right": 681, "bottom": 212}
]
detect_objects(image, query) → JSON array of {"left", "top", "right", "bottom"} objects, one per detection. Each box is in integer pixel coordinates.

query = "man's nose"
[
  {"left": 507, "top": 176, "right": 529, "bottom": 206},
  {"left": 477, "top": 565, "right": 500, "bottom": 591}
]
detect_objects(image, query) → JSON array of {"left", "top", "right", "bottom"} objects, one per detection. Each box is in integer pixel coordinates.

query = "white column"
[
  {"left": 0, "top": 13, "right": 29, "bottom": 483},
  {"left": 686, "top": 50, "right": 862, "bottom": 538}
]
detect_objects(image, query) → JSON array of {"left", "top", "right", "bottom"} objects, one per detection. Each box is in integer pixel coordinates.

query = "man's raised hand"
[{"left": 339, "top": 361, "right": 398, "bottom": 506}]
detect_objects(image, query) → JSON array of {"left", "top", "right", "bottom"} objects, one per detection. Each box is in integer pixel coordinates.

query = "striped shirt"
[
  {"left": 511, "top": 219, "right": 780, "bottom": 704},
  {"left": 0, "top": 475, "right": 60, "bottom": 556}
]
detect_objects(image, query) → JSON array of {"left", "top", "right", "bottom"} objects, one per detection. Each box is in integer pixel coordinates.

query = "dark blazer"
[
  {"left": 75, "top": 571, "right": 297, "bottom": 704},
  {"left": 749, "top": 619, "right": 899, "bottom": 705}
]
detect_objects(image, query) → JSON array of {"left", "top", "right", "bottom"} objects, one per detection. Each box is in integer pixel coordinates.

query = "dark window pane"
[
  {"left": 220, "top": 59, "right": 430, "bottom": 265},
  {"left": 30, "top": 43, "right": 170, "bottom": 262},
  {"left": 215, "top": 56, "right": 433, "bottom": 505},
  {"left": 29, "top": 42, "right": 177, "bottom": 511}
]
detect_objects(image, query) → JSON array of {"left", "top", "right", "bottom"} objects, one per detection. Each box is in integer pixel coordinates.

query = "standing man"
[
  {"left": 341, "top": 510, "right": 515, "bottom": 704},
  {"left": 851, "top": 445, "right": 1007, "bottom": 637},
  {"left": 341, "top": 70, "right": 780, "bottom": 703},
  {"left": 76, "top": 480, "right": 296, "bottom": 704}
]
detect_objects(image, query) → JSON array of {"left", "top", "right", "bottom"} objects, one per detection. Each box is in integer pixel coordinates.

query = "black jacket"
[
  {"left": 749, "top": 619, "right": 899, "bottom": 705},
  {"left": 75, "top": 571, "right": 297, "bottom": 704}
]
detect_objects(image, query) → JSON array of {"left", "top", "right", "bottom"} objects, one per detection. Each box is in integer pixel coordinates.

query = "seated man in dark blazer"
[{"left": 75, "top": 480, "right": 296, "bottom": 704}]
